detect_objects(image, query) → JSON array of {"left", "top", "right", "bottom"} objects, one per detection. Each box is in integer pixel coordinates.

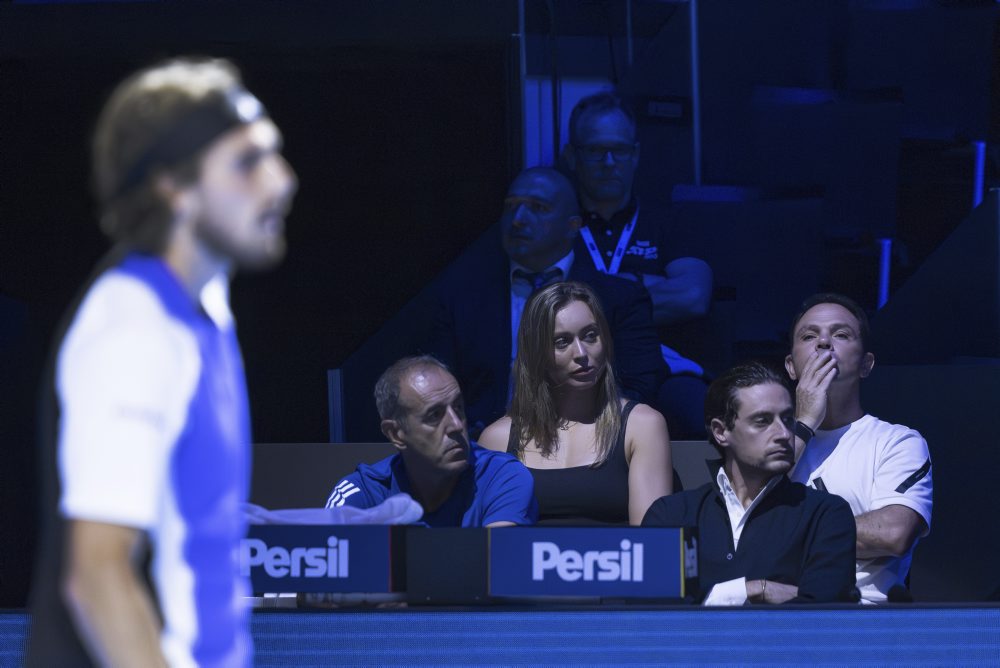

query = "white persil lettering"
[
  {"left": 531, "top": 539, "right": 643, "bottom": 582},
  {"left": 241, "top": 536, "right": 349, "bottom": 578}
]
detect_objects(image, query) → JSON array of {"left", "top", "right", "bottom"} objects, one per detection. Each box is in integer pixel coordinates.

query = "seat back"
[
  {"left": 250, "top": 440, "right": 719, "bottom": 512},
  {"left": 250, "top": 442, "right": 397, "bottom": 509},
  {"left": 671, "top": 440, "right": 718, "bottom": 492}
]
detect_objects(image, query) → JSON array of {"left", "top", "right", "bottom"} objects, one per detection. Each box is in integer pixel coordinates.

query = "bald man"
[{"left": 427, "top": 167, "right": 666, "bottom": 437}]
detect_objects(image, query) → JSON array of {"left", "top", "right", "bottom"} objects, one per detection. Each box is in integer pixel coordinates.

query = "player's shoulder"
[
  {"left": 70, "top": 271, "right": 195, "bottom": 348},
  {"left": 85, "top": 270, "right": 179, "bottom": 326},
  {"left": 59, "top": 271, "right": 200, "bottom": 387}
]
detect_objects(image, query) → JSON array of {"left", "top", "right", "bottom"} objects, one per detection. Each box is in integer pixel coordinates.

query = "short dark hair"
[
  {"left": 92, "top": 57, "right": 251, "bottom": 254},
  {"left": 704, "top": 362, "right": 789, "bottom": 453},
  {"left": 567, "top": 91, "right": 637, "bottom": 146},
  {"left": 789, "top": 293, "right": 871, "bottom": 352},
  {"left": 374, "top": 355, "right": 451, "bottom": 422}
]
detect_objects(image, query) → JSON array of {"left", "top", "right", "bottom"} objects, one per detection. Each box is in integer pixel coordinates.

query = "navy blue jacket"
[{"left": 643, "top": 475, "right": 857, "bottom": 603}]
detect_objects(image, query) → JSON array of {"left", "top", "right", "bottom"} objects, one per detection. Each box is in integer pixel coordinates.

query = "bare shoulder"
[
  {"left": 623, "top": 401, "right": 669, "bottom": 432},
  {"left": 478, "top": 416, "right": 513, "bottom": 452}
]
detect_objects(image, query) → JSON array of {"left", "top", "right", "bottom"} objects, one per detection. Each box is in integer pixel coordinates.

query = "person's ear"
[
  {"left": 153, "top": 172, "right": 196, "bottom": 222},
  {"left": 710, "top": 418, "right": 729, "bottom": 448},
  {"left": 566, "top": 214, "right": 582, "bottom": 238},
  {"left": 860, "top": 352, "right": 875, "bottom": 379},
  {"left": 632, "top": 141, "right": 641, "bottom": 165},
  {"left": 784, "top": 354, "right": 798, "bottom": 381},
  {"left": 381, "top": 419, "right": 406, "bottom": 452}
]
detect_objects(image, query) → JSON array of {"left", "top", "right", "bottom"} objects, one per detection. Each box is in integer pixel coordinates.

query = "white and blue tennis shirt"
[{"left": 57, "top": 252, "right": 252, "bottom": 666}]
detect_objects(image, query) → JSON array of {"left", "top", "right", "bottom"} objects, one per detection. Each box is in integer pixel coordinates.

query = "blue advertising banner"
[
  {"left": 241, "top": 525, "right": 393, "bottom": 593},
  {"left": 489, "top": 527, "right": 693, "bottom": 599}
]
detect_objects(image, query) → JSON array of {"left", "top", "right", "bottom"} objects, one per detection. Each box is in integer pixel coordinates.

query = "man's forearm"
[
  {"left": 855, "top": 506, "right": 924, "bottom": 559},
  {"left": 856, "top": 510, "right": 897, "bottom": 558},
  {"left": 746, "top": 579, "right": 799, "bottom": 604},
  {"left": 636, "top": 274, "right": 710, "bottom": 324},
  {"left": 628, "top": 259, "right": 712, "bottom": 325},
  {"left": 64, "top": 521, "right": 167, "bottom": 667},
  {"left": 65, "top": 563, "right": 167, "bottom": 666}
]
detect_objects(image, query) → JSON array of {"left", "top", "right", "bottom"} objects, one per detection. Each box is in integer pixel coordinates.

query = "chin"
[
  {"left": 234, "top": 243, "right": 286, "bottom": 271},
  {"left": 592, "top": 186, "right": 626, "bottom": 201},
  {"left": 444, "top": 458, "right": 470, "bottom": 476},
  {"left": 505, "top": 247, "right": 534, "bottom": 264}
]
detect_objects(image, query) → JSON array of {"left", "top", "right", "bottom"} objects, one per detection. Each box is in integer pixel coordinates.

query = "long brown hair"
[{"left": 508, "top": 281, "right": 622, "bottom": 465}]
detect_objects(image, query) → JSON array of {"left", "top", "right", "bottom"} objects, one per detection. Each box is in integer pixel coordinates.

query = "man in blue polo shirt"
[
  {"left": 326, "top": 356, "right": 538, "bottom": 527},
  {"left": 28, "top": 58, "right": 297, "bottom": 666}
]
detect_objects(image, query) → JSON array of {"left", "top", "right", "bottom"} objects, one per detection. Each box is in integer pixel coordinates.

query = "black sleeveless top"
[{"left": 507, "top": 401, "right": 636, "bottom": 525}]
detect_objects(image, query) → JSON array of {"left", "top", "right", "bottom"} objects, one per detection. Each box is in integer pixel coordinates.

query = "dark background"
[
  {"left": 2, "top": 0, "right": 999, "bottom": 607},
  {"left": 1, "top": 0, "right": 521, "bottom": 607}
]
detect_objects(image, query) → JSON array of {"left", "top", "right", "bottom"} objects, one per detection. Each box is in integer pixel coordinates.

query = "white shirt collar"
[
  {"left": 715, "top": 466, "right": 782, "bottom": 550},
  {"left": 199, "top": 272, "right": 233, "bottom": 330}
]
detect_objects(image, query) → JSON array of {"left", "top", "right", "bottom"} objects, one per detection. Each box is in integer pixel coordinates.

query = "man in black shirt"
[
  {"left": 643, "top": 361, "right": 856, "bottom": 604},
  {"left": 563, "top": 92, "right": 713, "bottom": 438}
]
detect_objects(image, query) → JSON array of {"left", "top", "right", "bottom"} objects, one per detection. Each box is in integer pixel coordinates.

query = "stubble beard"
[{"left": 195, "top": 212, "right": 286, "bottom": 272}]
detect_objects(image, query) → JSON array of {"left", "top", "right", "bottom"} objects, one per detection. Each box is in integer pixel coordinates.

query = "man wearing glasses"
[{"left": 563, "top": 91, "right": 713, "bottom": 438}]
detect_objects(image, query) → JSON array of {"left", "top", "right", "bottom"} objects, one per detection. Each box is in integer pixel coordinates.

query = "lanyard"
[{"left": 579, "top": 206, "right": 638, "bottom": 275}]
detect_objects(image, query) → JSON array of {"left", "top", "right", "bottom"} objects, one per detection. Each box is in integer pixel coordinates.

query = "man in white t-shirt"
[{"left": 785, "top": 293, "right": 933, "bottom": 603}]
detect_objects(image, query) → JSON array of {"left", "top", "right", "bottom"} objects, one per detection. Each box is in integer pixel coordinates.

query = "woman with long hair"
[{"left": 480, "top": 281, "right": 672, "bottom": 525}]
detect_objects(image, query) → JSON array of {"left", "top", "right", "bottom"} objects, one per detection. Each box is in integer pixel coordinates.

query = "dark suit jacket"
[
  {"left": 642, "top": 475, "right": 857, "bottom": 603},
  {"left": 425, "top": 224, "right": 667, "bottom": 436}
]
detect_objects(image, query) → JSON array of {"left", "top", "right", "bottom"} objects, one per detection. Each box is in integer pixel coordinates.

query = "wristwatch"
[{"left": 793, "top": 420, "right": 816, "bottom": 443}]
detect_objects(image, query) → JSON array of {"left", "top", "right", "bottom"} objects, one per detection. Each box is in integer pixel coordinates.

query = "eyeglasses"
[{"left": 573, "top": 143, "right": 637, "bottom": 163}]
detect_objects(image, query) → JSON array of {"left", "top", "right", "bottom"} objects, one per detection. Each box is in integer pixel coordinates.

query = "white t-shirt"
[{"left": 790, "top": 414, "right": 932, "bottom": 603}]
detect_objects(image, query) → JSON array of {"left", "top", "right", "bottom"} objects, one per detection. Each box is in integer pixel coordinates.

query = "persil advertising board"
[
  {"left": 241, "top": 525, "right": 394, "bottom": 593},
  {"left": 488, "top": 527, "right": 696, "bottom": 599}
]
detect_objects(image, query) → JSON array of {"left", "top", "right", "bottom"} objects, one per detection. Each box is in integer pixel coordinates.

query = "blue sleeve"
[
  {"left": 481, "top": 458, "right": 539, "bottom": 526},
  {"left": 324, "top": 472, "right": 369, "bottom": 509}
]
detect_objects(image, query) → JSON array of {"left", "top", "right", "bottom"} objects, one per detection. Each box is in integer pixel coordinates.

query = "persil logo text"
[
  {"left": 241, "top": 536, "right": 349, "bottom": 578},
  {"left": 532, "top": 539, "right": 643, "bottom": 582}
]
